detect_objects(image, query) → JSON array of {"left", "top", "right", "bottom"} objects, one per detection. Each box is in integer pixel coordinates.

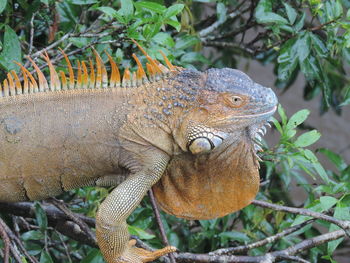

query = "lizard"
[{"left": 0, "top": 41, "right": 278, "bottom": 263}]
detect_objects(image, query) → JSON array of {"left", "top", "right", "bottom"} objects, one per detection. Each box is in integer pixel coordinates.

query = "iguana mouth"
[{"left": 231, "top": 105, "right": 277, "bottom": 119}]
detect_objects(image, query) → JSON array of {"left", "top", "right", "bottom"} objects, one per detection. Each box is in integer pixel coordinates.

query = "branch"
[
  {"left": 252, "top": 200, "right": 350, "bottom": 236},
  {"left": 0, "top": 202, "right": 163, "bottom": 253},
  {"left": 148, "top": 189, "right": 176, "bottom": 263},
  {"left": 198, "top": 10, "right": 240, "bottom": 38},
  {"left": 174, "top": 229, "right": 346, "bottom": 262},
  {"left": 202, "top": 40, "right": 255, "bottom": 56},
  {"left": 211, "top": 219, "right": 315, "bottom": 255},
  {"left": 28, "top": 12, "right": 36, "bottom": 56},
  {"left": 0, "top": 218, "right": 31, "bottom": 263},
  {"left": 48, "top": 198, "right": 96, "bottom": 246},
  {"left": 0, "top": 218, "right": 10, "bottom": 263}
]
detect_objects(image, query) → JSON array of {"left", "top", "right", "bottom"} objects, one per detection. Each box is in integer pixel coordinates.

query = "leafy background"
[{"left": 0, "top": 0, "right": 349, "bottom": 262}]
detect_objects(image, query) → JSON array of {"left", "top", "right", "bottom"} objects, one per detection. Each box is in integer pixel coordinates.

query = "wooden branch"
[
  {"left": 198, "top": 10, "right": 241, "bottom": 38},
  {"left": 0, "top": 202, "right": 95, "bottom": 227},
  {"left": 0, "top": 218, "right": 10, "bottom": 263},
  {"left": 48, "top": 198, "right": 96, "bottom": 246},
  {"left": 174, "top": 229, "right": 346, "bottom": 262},
  {"left": 252, "top": 200, "right": 350, "bottom": 236},
  {"left": 211, "top": 219, "right": 315, "bottom": 255},
  {"left": 1, "top": 199, "right": 348, "bottom": 263},
  {"left": 148, "top": 189, "right": 176, "bottom": 263}
]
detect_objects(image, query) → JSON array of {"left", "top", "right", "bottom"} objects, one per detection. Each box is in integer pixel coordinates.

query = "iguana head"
[
  {"left": 154, "top": 68, "right": 278, "bottom": 220},
  {"left": 173, "top": 68, "right": 277, "bottom": 155}
]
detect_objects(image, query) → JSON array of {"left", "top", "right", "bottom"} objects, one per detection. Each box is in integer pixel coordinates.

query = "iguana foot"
[{"left": 118, "top": 240, "right": 177, "bottom": 263}]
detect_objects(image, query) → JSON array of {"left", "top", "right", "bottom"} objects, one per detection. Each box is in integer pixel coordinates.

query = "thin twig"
[
  {"left": 11, "top": 216, "right": 40, "bottom": 263},
  {"left": 252, "top": 200, "right": 350, "bottom": 236},
  {"left": 56, "top": 230, "right": 73, "bottom": 263},
  {"left": 48, "top": 198, "right": 96, "bottom": 246},
  {"left": 199, "top": 10, "right": 241, "bottom": 38},
  {"left": 202, "top": 40, "right": 255, "bottom": 56},
  {"left": 0, "top": 219, "right": 26, "bottom": 263},
  {"left": 29, "top": 25, "right": 122, "bottom": 59},
  {"left": 28, "top": 12, "right": 36, "bottom": 56},
  {"left": 0, "top": 218, "right": 10, "bottom": 263},
  {"left": 211, "top": 219, "right": 315, "bottom": 255},
  {"left": 148, "top": 189, "right": 176, "bottom": 263},
  {"left": 174, "top": 229, "right": 346, "bottom": 262},
  {"left": 277, "top": 255, "right": 310, "bottom": 263}
]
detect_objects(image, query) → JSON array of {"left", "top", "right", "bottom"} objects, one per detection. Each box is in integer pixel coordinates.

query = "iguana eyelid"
[{"left": 220, "top": 93, "right": 246, "bottom": 108}]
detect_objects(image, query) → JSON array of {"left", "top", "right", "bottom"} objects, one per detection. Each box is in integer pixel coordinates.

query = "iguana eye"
[{"left": 230, "top": 95, "right": 243, "bottom": 107}]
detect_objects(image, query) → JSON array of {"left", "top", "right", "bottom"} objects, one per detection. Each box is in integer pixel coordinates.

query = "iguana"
[{"left": 0, "top": 41, "right": 277, "bottom": 263}]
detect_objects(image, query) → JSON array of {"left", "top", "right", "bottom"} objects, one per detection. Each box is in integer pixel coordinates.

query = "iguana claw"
[{"left": 118, "top": 239, "right": 177, "bottom": 263}]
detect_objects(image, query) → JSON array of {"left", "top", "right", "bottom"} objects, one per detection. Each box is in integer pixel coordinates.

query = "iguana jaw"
[{"left": 228, "top": 105, "right": 277, "bottom": 120}]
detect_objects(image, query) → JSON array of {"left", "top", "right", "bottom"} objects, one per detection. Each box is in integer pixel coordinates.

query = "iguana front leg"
[{"left": 96, "top": 152, "right": 176, "bottom": 263}]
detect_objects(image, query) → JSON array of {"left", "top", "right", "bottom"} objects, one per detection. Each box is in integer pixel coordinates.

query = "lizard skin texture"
[{"left": 0, "top": 42, "right": 277, "bottom": 262}]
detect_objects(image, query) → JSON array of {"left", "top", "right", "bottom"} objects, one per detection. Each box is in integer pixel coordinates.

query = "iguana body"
[{"left": 0, "top": 44, "right": 277, "bottom": 262}]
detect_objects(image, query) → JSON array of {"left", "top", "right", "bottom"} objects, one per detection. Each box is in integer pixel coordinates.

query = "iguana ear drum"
[{"left": 153, "top": 140, "right": 260, "bottom": 220}]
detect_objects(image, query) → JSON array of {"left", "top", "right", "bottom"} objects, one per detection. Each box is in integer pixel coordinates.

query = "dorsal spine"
[{"left": 0, "top": 42, "right": 179, "bottom": 98}]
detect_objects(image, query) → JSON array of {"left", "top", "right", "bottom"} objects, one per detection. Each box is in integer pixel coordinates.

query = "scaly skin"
[{"left": 0, "top": 50, "right": 277, "bottom": 263}]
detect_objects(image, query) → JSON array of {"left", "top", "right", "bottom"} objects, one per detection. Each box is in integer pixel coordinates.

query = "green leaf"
[
  {"left": 333, "top": 201, "right": 350, "bottom": 220},
  {"left": 163, "top": 4, "right": 184, "bottom": 19},
  {"left": 152, "top": 32, "right": 175, "bottom": 47},
  {"left": 294, "top": 130, "right": 321, "bottom": 147},
  {"left": 277, "top": 104, "right": 288, "bottom": 126},
  {"left": 175, "top": 35, "right": 199, "bottom": 50},
  {"left": 181, "top": 52, "right": 209, "bottom": 64},
  {"left": 40, "top": 251, "right": 54, "bottom": 263},
  {"left": 277, "top": 38, "right": 298, "bottom": 81},
  {"left": 255, "top": 0, "right": 288, "bottom": 24},
  {"left": 128, "top": 225, "right": 155, "bottom": 240},
  {"left": 271, "top": 117, "right": 283, "bottom": 134},
  {"left": 0, "top": 25, "right": 22, "bottom": 71},
  {"left": 219, "top": 231, "right": 250, "bottom": 243},
  {"left": 21, "top": 230, "right": 45, "bottom": 241},
  {"left": 327, "top": 201, "right": 348, "bottom": 254},
  {"left": 257, "top": 12, "right": 288, "bottom": 24},
  {"left": 143, "top": 22, "right": 162, "bottom": 40},
  {"left": 286, "top": 109, "right": 310, "bottom": 130},
  {"left": 310, "top": 33, "right": 327, "bottom": 57},
  {"left": 303, "top": 149, "right": 318, "bottom": 162},
  {"left": 80, "top": 249, "right": 104, "bottom": 263},
  {"left": 283, "top": 3, "right": 297, "bottom": 24},
  {"left": 300, "top": 56, "right": 321, "bottom": 80},
  {"left": 164, "top": 19, "right": 182, "bottom": 31},
  {"left": 70, "top": 0, "right": 97, "bottom": 4},
  {"left": 313, "top": 162, "right": 330, "bottom": 183},
  {"left": 318, "top": 148, "right": 347, "bottom": 171},
  {"left": 135, "top": 1, "right": 166, "bottom": 14},
  {"left": 95, "top": 6, "right": 118, "bottom": 18},
  {"left": 296, "top": 33, "right": 311, "bottom": 62},
  {"left": 119, "top": 0, "right": 134, "bottom": 21},
  {"left": 0, "top": 0, "right": 7, "bottom": 13},
  {"left": 69, "top": 37, "right": 88, "bottom": 48},
  {"left": 34, "top": 202, "right": 48, "bottom": 231},
  {"left": 320, "top": 196, "right": 338, "bottom": 211},
  {"left": 294, "top": 13, "right": 305, "bottom": 31}
]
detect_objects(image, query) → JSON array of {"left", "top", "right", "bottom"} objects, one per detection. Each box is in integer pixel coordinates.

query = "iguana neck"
[{"left": 153, "top": 130, "right": 259, "bottom": 219}]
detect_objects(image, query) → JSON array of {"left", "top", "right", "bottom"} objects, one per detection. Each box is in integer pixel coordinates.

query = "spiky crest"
[{"left": 0, "top": 41, "right": 179, "bottom": 98}]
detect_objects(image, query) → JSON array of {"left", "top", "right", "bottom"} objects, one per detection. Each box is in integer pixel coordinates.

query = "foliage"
[{"left": 0, "top": 0, "right": 349, "bottom": 263}]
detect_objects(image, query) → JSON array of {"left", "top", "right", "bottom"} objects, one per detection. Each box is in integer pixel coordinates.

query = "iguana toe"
[{"left": 118, "top": 240, "right": 177, "bottom": 263}]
